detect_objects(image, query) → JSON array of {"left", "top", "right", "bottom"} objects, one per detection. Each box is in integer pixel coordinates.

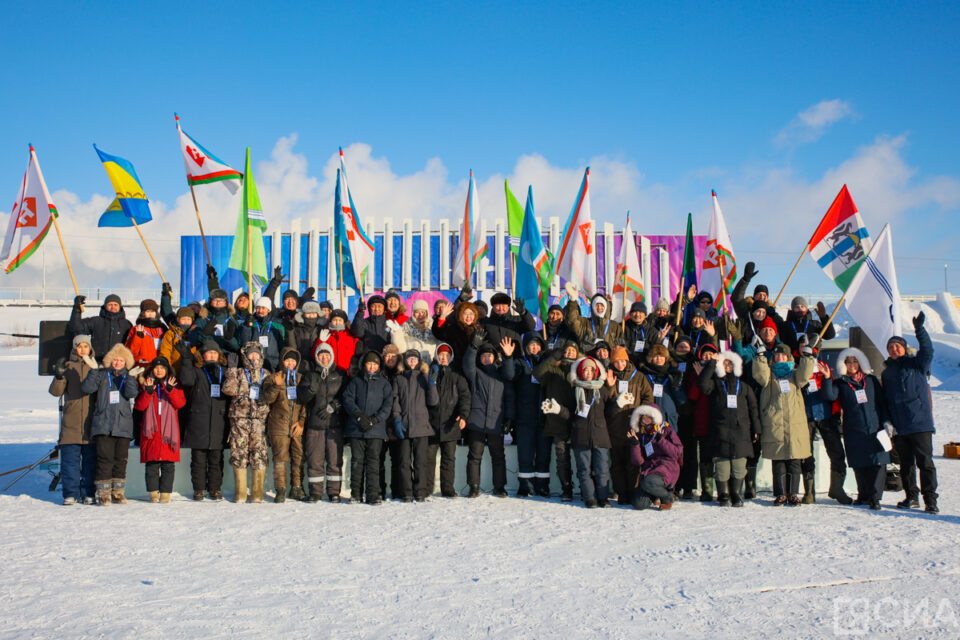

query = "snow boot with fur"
[{"left": 233, "top": 468, "right": 248, "bottom": 503}]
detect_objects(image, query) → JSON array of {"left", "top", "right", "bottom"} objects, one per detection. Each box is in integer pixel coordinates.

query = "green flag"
[
  {"left": 505, "top": 179, "right": 525, "bottom": 256},
  {"left": 228, "top": 148, "right": 268, "bottom": 289},
  {"left": 681, "top": 212, "right": 697, "bottom": 290}
]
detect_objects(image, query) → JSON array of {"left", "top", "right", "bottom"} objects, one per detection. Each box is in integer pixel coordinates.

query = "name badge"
[
  {"left": 157, "top": 401, "right": 162, "bottom": 415},
  {"left": 634, "top": 340, "right": 644, "bottom": 352},
  {"left": 530, "top": 375, "right": 539, "bottom": 385},
  {"left": 618, "top": 380, "right": 629, "bottom": 394},
  {"left": 153, "top": 337, "right": 160, "bottom": 350},
  {"left": 249, "top": 386, "right": 260, "bottom": 400},
  {"left": 855, "top": 389, "right": 868, "bottom": 404},
  {"left": 727, "top": 394, "right": 738, "bottom": 409},
  {"left": 210, "top": 384, "right": 221, "bottom": 398},
  {"left": 811, "top": 403, "right": 825, "bottom": 421},
  {"left": 653, "top": 383, "right": 664, "bottom": 398},
  {"left": 109, "top": 390, "right": 120, "bottom": 404},
  {"left": 661, "top": 338, "right": 669, "bottom": 347},
  {"left": 778, "top": 379, "right": 791, "bottom": 394},
  {"left": 805, "top": 378, "right": 818, "bottom": 394},
  {"left": 577, "top": 404, "right": 591, "bottom": 418},
  {"left": 287, "top": 386, "right": 297, "bottom": 400},
  {"left": 644, "top": 442, "right": 654, "bottom": 457},
  {"left": 215, "top": 324, "right": 224, "bottom": 337},
  {"left": 259, "top": 336, "right": 269, "bottom": 347},
  {"left": 678, "top": 362, "right": 687, "bottom": 373}
]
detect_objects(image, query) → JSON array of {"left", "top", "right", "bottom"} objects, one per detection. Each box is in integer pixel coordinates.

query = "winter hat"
[
  {"left": 436, "top": 343, "right": 454, "bottom": 363},
  {"left": 591, "top": 294, "right": 608, "bottom": 313},
  {"left": 104, "top": 293, "right": 122, "bottom": 306},
  {"left": 201, "top": 340, "right": 221, "bottom": 355},
  {"left": 282, "top": 289, "right": 299, "bottom": 302},
  {"left": 148, "top": 356, "right": 171, "bottom": 374},
  {"left": 886, "top": 335, "right": 907, "bottom": 350},
  {"left": 691, "top": 308, "right": 706, "bottom": 320},
  {"left": 403, "top": 349, "right": 421, "bottom": 363},
  {"left": 575, "top": 356, "right": 602, "bottom": 380},
  {"left": 103, "top": 344, "right": 135, "bottom": 370},
  {"left": 384, "top": 289, "right": 401, "bottom": 302},
  {"left": 255, "top": 296, "right": 273, "bottom": 311},
  {"left": 629, "top": 301, "right": 648, "bottom": 314},
  {"left": 280, "top": 347, "right": 301, "bottom": 367},
  {"left": 367, "top": 295, "right": 387, "bottom": 309},
  {"left": 490, "top": 292, "right": 511, "bottom": 306},
  {"left": 753, "top": 284, "right": 769, "bottom": 297},
  {"left": 630, "top": 403, "right": 664, "bottom": 433},
  {"left": 716, "top": 350, "right": 744, "bottom": 377},
  {"left": 548, "top": 304, "right": 564, "bottom": 314},
  {"left": 592, "top": 340, "right": 611, "bottom": 353},
  {"left": 674, "top": 335, "right": 693, "bottom": 351},
  {"left": 319, "top": 300, "right": 334, "bottom": 312},
  {"left": 695, "top": 291, "right": 713, "bottom": 305},
  {"left": 751, "top": 299, "right": 768, "bottom": 313},
  {"left": 696, "top": 343, "right": 719, "bottom": 360},
  {"left": 477, "top": 343, "right": 497, "bottom": 358},
  {"left": 759, "top": 316, "right": 778, "bottom": 334},
  {"left": 654, "top": 297, "right": 671, "bottom": 313},
  {"left": 302, "top": 301, "right": 322, "bottom": 315},
  {"left": 381, "top": 344, "right": 401, "bottom": 358},
  {"left": 362, "top": 351, "right": 382, "bottom": 366},
  {"left": 773, "top": 343, "right": 792, "bottom": 358},
  {"left": 209, "top": 289, "right": 228, "bottom": 303},
  {"left": 790, "top": 296, "right": 808, "bottom": 309},
  {"left": 176, "top": 306, "right": 195, "bottom": 321},
  {"left": 329, "top": 309, "right": 348, "bottom": 323},
  {"left": 73, "top": 334, "right": 92, "bottom": 349},
  {"left": 411, "top": 299, "right": 429, "bottom": 313},
  {"left": 234, "top": 291, "right": 250, "bottom": 304},
  {"left": 139, "top": 299, "right": 159, "bottom": 313},
  {"left": 610, "top": 345, "right": 630, "bottom": 363},
  {"left": 474, "top": 300, "right": 488, "bottom": 314},
  {"left": 523, "top": 333, "right": 545, "bottom": 351},
  {"left": 836, "top": 347, "right": 872, "bottom": 376},
  {"left": 647, "top": 344, "right": 670, "bottom": 362},
  {"left": 188, "top": 301, "right": 203, "bottom": 317},
  {"left": 314, "top": 343, "right": 335, "bottom": 367}
]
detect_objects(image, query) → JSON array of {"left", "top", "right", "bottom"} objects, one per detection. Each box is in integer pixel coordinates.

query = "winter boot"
[
  {"left": 788, "top": 470, "right": 802, "bottom": 504},
  {"left": 802, "top": 472, "right": 816, "bottom": 504},
  {"left": 209, "top": 490, "right": 223, "bottom": 501},
  {"left": 744, "top": 465, "right": 758, "bottom": 499},
  {"left": 274, "top": 488, "right": 286, "bottom": 503},
  {"left": 97, "top": 482, "right": 112, "bottom": 506},
  {"left": 715, "top": 477, "right": 729, "bottom": 506},
  {"left": 897, "top": 496, "right": 920, "bottom": 509},
  {"left": 289, "top": 485, "right": 305, "bottom": 501},
  {"left": 516, "top": 479, "right": 531, "bottom": 498},
  {"left": 111, "top": 479, "right": 127, "bottom": 505},
  {"left": 233, "top": 467, "right": 248, "bottom": 503},
  {"left": 561, "top": 484, "right": 573, "bottom": 502},
  {"left": 699, "top": 464, "right": 714, "bottom": 502},
  {"left": 729, "top": 478, "right": 744, "bottom": 507},
  {"left": 193, "top": 490, "right": 205, "bottom": 501},
  {"left": 159, "top": 493, "right": 171, "bottom": 504},
  {"left": 828, "top": 470, "right": 853, "bottom": 504},
  {"left": 467, "top": 486, "right": 481, "bottom": 498},
  {"left": 149, "top": 491, "right": 160, "bottom": 503},
  {"left": 251, "top": 468, "right": 266, "bottom": 503},
  {"left": 772, "top": 472, "right": 787, "bottom": 505}
]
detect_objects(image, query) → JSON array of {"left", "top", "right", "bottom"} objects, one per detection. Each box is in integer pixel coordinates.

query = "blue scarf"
[{"left": 771, "top": 361, "right": 795, "bottom": 378}]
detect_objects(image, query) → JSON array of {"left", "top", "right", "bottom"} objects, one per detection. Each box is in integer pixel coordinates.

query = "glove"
[
  {"left": 300, "top": 287, "right": 316, "bottom": 305},
  {"left": 324, "top": 400, "right": 341, "bottom": 415},
  {"left": 164, "top": 380, "right": 176, "bottom": 392},
  {"left": 501, "top": 418, "right": 515, "bottom": 436},
  {"left": 174, "top": 340, "right": 191, "bottom": 358},
  {"left": 457, "top": 283, "right": 472, "bottom": 303},
  {"left": 541, "top": 398, "right": 561, "bottom": 415},
  {"left": 816, "top": 301, "right": 827, "bottom": 318},
  {"left": 52, "top": 358, "right": 67, "bottom": 379},
  {"left": 913, "top": 311, "right": 925, "bottom": 331},
  {"left": 73, "top": 295, "right": 86, "bottom": 310},
  {"left": 564, "top": 282, "right": 578, "bottom": 301},
  {"left": 428, "top": 364, "right": 439, "bottom": 386},
  {"left": 385, "top": 319, "right": 401, "bottom": 334},
  {"left": 161, "top": 282, "right": 173, "bottom": 297},
  {"left": 135, "top": 326, "right": 145, "bottom": 338},
  {"left": 358, "top": 415, "right": 375, "bottom": 432},
  {"left": 227, "top": 353, "right": 239, "bottom": 369},
  {"left": 801, "top": 344, "right": 814, "bottom": 357},
  {"left": 128, "top": 366, "right": 145, "bottom": 377},
  {"left": 318, "top": 329, "right": 330, "bottom": 342},
  {"left": 206, "top": 264, "right": 218, "bottom": 280},
  {"left": 356, "top": 299, "right": 366, "bottom": 314},
  {"left": 143, "top": 384, "right": 156, "bottom": 395},
  {"left": 81, "top": 354, "right": 99, "bottom": 370},
  {"left": 616, "top": 392, "right": 635, "bottom": 408},
  {"left": 471, "top": 328, "right": 487, "bottom": 349},
  {"left": 271, "top": 265, "right": 284, "bottom": 284},
  {"left": 393, "top": 418, "right": 407, "bottom": 439},
  {"left": 202, "top": 320, "right": 218, "bottom": 336},
  {"left": 743, "top": 261, "right": 758, "bottom": 282},
  {"left": 513, "top": 298, "right": 526, "bottom": 315},
  {"left": 223, "top": 322, "right": 236, "bottom": 341}
]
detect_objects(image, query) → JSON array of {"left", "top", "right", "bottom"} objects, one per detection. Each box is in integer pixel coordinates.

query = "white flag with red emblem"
[
  {"left": 176, "top": 114, "right": 242, "bottom": 194},
  {"left": 1, "top": 146, "right": 57, "bottom": 273},
  {"left": 700, "top": 190, "right": 737, "bottom": 313},
  {"left": 554, "top": 167, "right": 597, "bottom": 295}
]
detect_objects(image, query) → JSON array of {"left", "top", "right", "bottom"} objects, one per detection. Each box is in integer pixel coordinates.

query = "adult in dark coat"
[
  {"left": 622, "top": 301, "right": 651, "bottom": 368},
  {"left": 513, "top": 334, "right": 551, "bottom": 497},
  {"left": 297, "top": 343, "right": 346, "bottom": 501},
  {"left": 342, "top": 351, "right": 393, "bottom": 504},
  {"left": 432, "top": 300, "right": 482, "bottom": 373},
  {"left": 286, "top": 301, "right": 326, "bottom": 370},
  {"left": 779, "top": 297, "right": 835, "bottom": 350},
  {"left": 637, "top": 344, "right": 685, "bottom": 430},
  {"left": 881, "top": 312, "right": 937, "bottom": 513},
  {"left": 821, "top": 348, "right": 891, "bottom": 510},
  {"left": 426, "top": 343, "right": 471, "bottom": 497},
  {"left": 178, "top": 340, "right": 230, "bottom": 500},
  {"left": 533, "top": 340, "right": 580, "bottom": 501},
  {"left": 68, "top": 294, "right": 133, "bottom": 362},
  {"left": 391, "top": 350, "right": 440, "bottom": 500},
  {"left": 480, "top": 292, "right": 537, "bottom": 355},
  {"left": 350, "top": 295, "right": 390, "bottom": 355},
  {"left": 188, "top": 288, "right": 241, "bottom": 354},
  {"left": 236, "top": 297, "right": 286, "bottom": 372},
  {"left": 542, "top": 304, "right": 577, "bottom": 352}
]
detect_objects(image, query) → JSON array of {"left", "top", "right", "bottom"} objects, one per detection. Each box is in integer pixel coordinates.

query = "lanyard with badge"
[
  {"left": 286, "top": 369, "right": 298, "bottom": 400},
  {"left": 258, "top": 321, "right": 270, "bottom": 348},
  {"left": 721, "top": 378, "right": 740, "bottom": 409},
  {"left": 523, "top": 355, "right": 539, "bottom": 385},
  {"left": 646, "top": 373, "right": 664, "bottom": 399},
  {"left": 205, "top": 367, "right": 223, "bottom": 398},
  {"left": 591, "top": 316, "right": 609, "bottom": 344},
  {"left": 245, "top": 369, "right": 265, "bottom": 400},
  {"left": 633, "top": 326, "right": 645, "bottom": 353},
  {"left": 792, "top": 316, "right": 810, "bottom": 337},
  {"left": 109, "top": 373, "right": 127, "bottom": 405},
  {"left": 618, "top": 369, "right": 636, "bottom": 395},
  {"left": 846, "top": 380, "right": 869, "bottom": 405},
  {"left": 641, "top": 433, "right": 655, "bottom": 457}
]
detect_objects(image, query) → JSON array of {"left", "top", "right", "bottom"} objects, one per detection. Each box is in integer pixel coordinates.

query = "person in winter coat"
[
  {"left": 158, "top": 307, "right": 196, "bottom": 374},
  {"left": 698, "top": 350, "right": 761, "bottom": 507},
  {"left": 188, "top": 288, "right": 241, "bottom": 354},
  {"left": 262, "top": 347, "right": 307, "bottom": 502},
  {"left": 432, "top": 299, "right": 482, "bottom": 374},
  {"left": 481, "top": 293, "right": 537, "bottom": 354},
  {"left": 533, "top": 340, "right": 580, "bottom": 501},
  {"left": 821, "top": 348, "right": 891, "bottom": 510},
  {"left": 629, "top": 404, "right": 684, "bottom": 511},
  {"left": 134, "top": 356, "right": 186, "bottom": 503},
  {"left": 342, "top": 351, "right": 394, "bottom": 504},
  {"left": 753, "top": 343, "right": 815, "bottom": 505},
  {"left": 882, "top": 312, "right": 938, "bottom": 514},
  {"left": 286, "top": 301, "right": 325, "bottom": 369},
  {"left": 638, "top": 344, "right": 685, "bottom": 432},
  {"left": 68, "top": 293, "right": 133, "bottom": 362},
  {"left": 297, "top": 343, "right": 346, "bottom": 502},
  {"left": 179, "top": 340, "right": 229, "bottom": 501},
  {"left": 351, "top": 294, "right": 390, "bottom": 355},
  {"left": 312, "top": 310, "right": 359, "bottom": 375},
  {"left": 622, "top": 301, "right": 650, "bottom": 368},
  {"left": 462, "top": 330, "right": 516, "bottom": 498},
  {"left": 645, "top": 297, "right": 675, "bottom": 347},
  {"left": 81, "top": 343, "right": 140, "bottom": 505},
  {"left": 276, "top": 288, "right": 307, "bottom": 333},
  {"left": 391, "top": 349, "right": 440, "bottom": 501},
  {"left": 543, "top": 356, "right": 614, "bottom": 507},
  {"left": 389, "top": 299, "right": 441, "bottom": 363},
  {"left": 384, "top": 289, "right": 410, "bottom": 325},
  {"left": 124, "top": 299, "right": 166, "bottom": 367},
  {"left": 540, "top": 304, "right": 575, "bottom": 351},
  {"left": 563, "top": 282, "right": 623, "bottom": 351},
  {"left": 780, "top": 297, "right": 835, "bottom": 351},
  {"left": 684, "top": 308, "right": 721, "bottom": 353},
  {"left": 605, "top": 345, "right": 654, "bottom": 504},
  {"left": 237, "top": 297, "right": 286, "bottom": 372},
  {"left": 684, "top": 343, "right": 721, "bottom": 502},
  {"left": 222, "top": 342, "right": 272, "bottom": 503},
  {"left": 49, "top": 335, "right": 97, "bottom": 505},
  {"left": 512, "top": 334, "right": 552, "bottom": 497},
  {"left": 425, "top": 343, "right": 471, "bottom": 497}
]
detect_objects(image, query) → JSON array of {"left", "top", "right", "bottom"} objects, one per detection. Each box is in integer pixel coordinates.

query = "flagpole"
[
  {"left": 511, "top": 252, "right": 517, "bottom": 299},
  {"left": 673, "top": 272, "right": 685, "bottom": 342},
  {"left": 188, "top": 184, "right": 212, "bottom": 266},
  {"left": 246, "top": 222, "right": 253, "bottom": 303},
  {"left": 772, "top": 247, "right": 806, "bottom": 307},
  {"left": 130, "top": 218, "right": 166, "bottom": 282},
  {"left": 338, "top": 239, "right": 346, "bottom": 309},
  {"left": 49, "top": 203, "right": 80, "bottom": 302}
]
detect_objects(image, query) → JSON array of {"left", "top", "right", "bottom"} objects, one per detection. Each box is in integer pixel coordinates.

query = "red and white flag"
[
  {"left": 0, "top": 146, "right": 57, "bottom": 273},
  {"left": 554, "top": 167, "right": 596, "bottom": 295},
  {"left": 612, "top": 212, "right": 644, "bottom": 321},
  {"left": 176, "top": 114, "right": 242, "bottom": 194},
  {"left": 700, "top": 190, "right": 737, "bottom": 312}
]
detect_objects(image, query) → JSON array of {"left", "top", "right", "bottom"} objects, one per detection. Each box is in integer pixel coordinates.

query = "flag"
[
  {"left": 700, "top": 190, "right": 737, "bottom": 312},
  {"left": 94, "top": 145, "right": 153, "bottom": 227},
  {"left": 808, "top": 185, "right": 872, "bottom": 291},
  {"left": 452, "top": 170, "right": 488, "bottom": 288},
  {"left": 505, "top": 179, "right": 525, "bottom": 256},
  {"left": 228, "top": 148, "right": 268, "bottom": 289},
  {"left": 681, "top": 213, "right": 697, "bottom": 292},
  {"left": 334, "top": 148, "right": 375, "bottom": 294},
  {"left": 515, "top": 186, "right": 553, "bottom": 318},
  {"left": 612, "top": 212, "right": 644, "bottom": 321},
  {"left": 0, "top": 146, "right": 57, "bottom": 273},
  {"left": 176, "top": 114, "right": 242, "bottom": 194},
  {"left": 843, "top": 224, "right": 902, "bottom": 350},
  {"left": 554, "top": 167, "right": 596, "bottom": 295}
]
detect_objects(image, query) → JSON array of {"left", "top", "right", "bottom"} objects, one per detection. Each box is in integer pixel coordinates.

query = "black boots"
[
  {"left": 743, "top": 465, "right": 757, "bottom": 499},
  {"left": 698, "top": 463, "right": 714, "bottom": 502},
  {"left": 802, "top": 472, "right": 815, "bottom": 504},
  {"left": 828, "top": 470, "right": 853, "bottom": 504},
  {"left": 729, "top": 478, "right": 744, "bottom": 507}
]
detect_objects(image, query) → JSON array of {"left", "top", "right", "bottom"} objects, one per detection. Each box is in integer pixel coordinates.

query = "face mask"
[{"left": 771, "top": 361, "right": 795, "bottom": 378}]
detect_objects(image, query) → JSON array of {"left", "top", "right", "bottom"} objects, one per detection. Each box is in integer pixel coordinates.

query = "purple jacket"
[{"left": 629, "top": 426, "right": 683, "bottom": 487}]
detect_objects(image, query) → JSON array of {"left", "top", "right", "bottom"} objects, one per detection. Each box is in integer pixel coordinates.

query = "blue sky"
[{"left": 2, "top": 1, "right": 959, "bottom": 295}]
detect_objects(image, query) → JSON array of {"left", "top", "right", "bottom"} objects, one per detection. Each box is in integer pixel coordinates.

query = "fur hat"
[
  {"left": 255, "top": 296, "right": 273, "bottom": 311},
  {"left": 139, "top": 299, "right": 158, "bottom": 313},
  {"left": 176, "top": 306, "right": 195, "bottom": 321},
  {"left": 647, "top": 344, "right": 670, "bottom": 362},
  {"left": 302, "top": 301, "right": 322, "bottom": 315},
  {"left": 630, "top": 404, "right": 664, "bottom": 433},
  {"left": 209, "top": 289, "right": 229, "bottom": 303},
  {"left": 654, "top": 297, "right": 671, "bottom": 313},
  {"left": 241, "top": 341, "right": 265, "bottom": 362},
  {"left": 381, "top": 344, "right": 401, "bottom": 358},
  {"left": 329, "top": 309, "right": 349, "bottom": 323},
  {"left": 490, "top": 292, "right": 511, "bottom": 306},
  {"left": 72, "top": 334, "right": 92, "bottom": 349},
  {"left": 314, "top": 343, "right": 335, "bottom": 367},
  {"left": 836, "top": 347, "right": 872, "bottom": 376},
  {"left": 629, "top": 301, "right": 648, "bottom": 314},
  {"left": 411, "top": 299, "right": 429, "bottom": 313},
  {"left": 791, "top": 296, "right": 808, "bottom": 309},
  {"left": 610, "top": 345, "right": 630, "bottom": 363},
  {"left": 103, "top": 343, "right": 134, "bottom": 370},
  {"left": 592, "top": 340, "right": 611, "bottom": 353},
  {"left": 715, "top": 350, "right": 743, "bottom": 377}
]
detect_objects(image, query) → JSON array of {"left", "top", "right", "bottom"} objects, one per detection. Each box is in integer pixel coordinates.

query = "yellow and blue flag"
[{"left": 94, "top": 145, "right": 153, "bottom": 227}]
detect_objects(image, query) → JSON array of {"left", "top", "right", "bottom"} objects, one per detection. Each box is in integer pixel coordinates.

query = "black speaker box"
[{"left": 38, "top": 320, "right": 72, "bottom": 376}]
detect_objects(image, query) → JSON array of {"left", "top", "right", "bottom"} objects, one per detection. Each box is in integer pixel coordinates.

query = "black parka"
[{"left": 179, "top": 357, "right": 230, "bottom": 450}]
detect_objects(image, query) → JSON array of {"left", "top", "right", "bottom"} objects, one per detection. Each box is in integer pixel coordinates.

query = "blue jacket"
[
  {"left": 342, "top": 372, "right": 393, "bottom": 439},
  {"left": 822, "top": 374, "right": 891, "bottom": 468},
  {"left": 81, "top": 368, "right": 139, "bottom": 439},
  {"left": 881, "top": 326, "right": 934, "bottom": 435}
]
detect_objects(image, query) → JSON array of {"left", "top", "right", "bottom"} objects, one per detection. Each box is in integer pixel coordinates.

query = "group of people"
[{"left": 49, "top": 260, "right": 940, "bottom": 514}]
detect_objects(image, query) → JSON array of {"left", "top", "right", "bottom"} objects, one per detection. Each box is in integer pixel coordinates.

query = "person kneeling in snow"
[{"left": 628, "top": 404, "right": 683, "bottom": 511}]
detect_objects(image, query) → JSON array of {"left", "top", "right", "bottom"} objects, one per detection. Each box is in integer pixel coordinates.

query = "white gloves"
[
  {"left": 385, "top": 319, "right": 401, "bottom": 334},
  {"left": 616, "top": 392, "right": 635, "bottom": 408},
  {"left": 564, "top": 282, "right": 579, "bottom": 301},
  {"left": 541, "top": 398, "right": 561, "bottom": 415},
  {"left": 81, "top": 354, "right": 99, "bottom": 370},
  {"left": 129, "top": 366, "right": 144, "bottom": 377},
  {"left": 318, "top": 329, "right": 330, "bottom": 342}
]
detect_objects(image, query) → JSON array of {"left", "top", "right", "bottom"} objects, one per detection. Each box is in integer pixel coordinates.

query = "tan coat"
[
  {"left": 753, "top": 355, "right": 815, "bottom": 460},
  {"left": 263, "top": 368, "right": 307, "bottom": 438},
  {"left": 48, "top": 348, "right": 97, "bottom": 445}
]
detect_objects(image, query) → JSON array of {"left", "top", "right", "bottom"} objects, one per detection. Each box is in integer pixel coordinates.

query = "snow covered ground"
[{"left": 2, "top": 302, "right": 960, "bottom": 638}]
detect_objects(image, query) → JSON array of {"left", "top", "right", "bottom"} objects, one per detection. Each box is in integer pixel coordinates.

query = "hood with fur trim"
[
  {"left": 240, "top": 341, "right": 265, "bottom": 369},
  {"left": 629, "top": 403, "right": 664, "bottom": 433},
  {"left": 313, "top": 342, "right": 335, "bottom": 369},
  {"left": 836, "top": 347, "right": 872, "bottom": 376},
  {"left": 715, "top": 351, "right": 743, "bottom": 378},
  {"left": 590, "top": 293, "right": 611, "bottom": 320},
  {"left": 434, "top": 342, "right": 454, "bottom": 365},
  {"left": 567, "top": 356, "right": 606, "bottom": 389},
  {"left": 102, "top": 343, "right": 135, "bottom": 370}
]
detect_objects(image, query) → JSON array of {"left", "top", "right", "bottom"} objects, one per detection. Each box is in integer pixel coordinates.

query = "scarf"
[
  {"left": 573, "top": 376, "right": 604, "bottom": 416},
  {"left": 850, "top": 370, "right": 865, "bottom": 385},
  {"left": 771, "top": 361, "right": 794, "bottom": 378},
  {"left": 141, "top": 386, "right": 179, "bottom": 450}
]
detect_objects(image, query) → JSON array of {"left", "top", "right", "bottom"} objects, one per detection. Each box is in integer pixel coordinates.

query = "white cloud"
[{"left": 776, "top": 99, "right": 855, "bottom": 146}]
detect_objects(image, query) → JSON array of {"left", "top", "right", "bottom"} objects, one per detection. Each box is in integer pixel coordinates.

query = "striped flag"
[
  {"left": 843, "top": 224, "right": 901, "bottom": 350},
  {"left": 0, "top": 146, "right": 57, "bottom": 273},
  {"left": 808, "top": 185, "right": 872, "bottom": 291},
  {"left": 452, "top": 170, "right": 488, "bottom": 288},
  {"left": 505, "top": 179, "right": 524, "bottom": 256},
  {"left": 700, "top": 190, "right": 737, "bottom": 311},
  {"left": 554, "top": 167, "right": 596, "bottom": 295},
  {"left": 228, "top": 148, "right": 268, "bottom": 289},
  {"left": 94, "top": 146, "right": 153, "bottom": 227},
  {"left": 335, "top": 148, "right": 376, "bottom": 294},
  {"left": 515, "top": 186, "right": 553, "bottom": 318},
  {"left": 612, "top": 212, "right": 644, "bottom": 321},
  {"left": 176, "top": 114, "right": 242, "bottom": 194}
]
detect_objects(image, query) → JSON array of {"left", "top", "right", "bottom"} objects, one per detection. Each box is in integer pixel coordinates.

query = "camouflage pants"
[
  {"left": 269, "top": 431, "right": 304, "bottom": 488},
  {"left": 229, "top": 419, "right": 268, "bottom": 470}
]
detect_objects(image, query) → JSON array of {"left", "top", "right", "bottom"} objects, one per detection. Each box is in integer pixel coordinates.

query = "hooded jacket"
[
  {"left": 286, "top": 311, "right": 325, "bottom": 369},
  {"left": 557, "top": 357, "right": 614, "bottom": 450},
  {"left": 533, "top": 344, "right": 579, "bottom": 439},
  {"left": 125, "top": 316, "right": 166, "bottom": 367},
  {"left": 428, "top": 345, "right": 471, "bottom": 442},
  {"left": 237, "top": 313, "right": 286, "bottom": 372},
  {"left": 880, "top": 325, "right": 935, "bottom": 435},
  {"left": 462, "top": 344, "right": 516, "bottom": 435},
  {"left": 821, "top": 348, "right": 891, "bottom": 468},
  {"left": 392, "top": 358, "right": 440, "bottom": 438},
  {"left": 80, "top": 344, "right": 139, "bottom": 439},
  {"left": 262, "top": 347, "right": 308, "bottom": 437},
  {"left": 752, "top": 353, "right": 815, "bottom": 460},
  {"left": 342, "top": 368, "right": 394, "bottom": 440},
  {"left": 697, "top": 353, "right": 762, "bottom": 459},
  {"left": 158, "top": 323, "right": 196, "bottom": 374},
  {"left": 48, "top": 343, "right": 97, "bottom": 445},
  {"left": 179, "top": 352, "right": 230, "bottom": 450},
  {"left": 69, "top": 302, "right": 133, "bottom": 361},
  {"left": 312, "top": 323, "right": 359, "bottom": 376},
  {"left": 628, "top": 404, "right": 684, "bottom": 486},
  {"left": 564, "top": 296, "right": 623, "bottom": 350},
  {"left": 298, "top": 344, "right": 346, "bottom": 431},
  {"left": 604, "top": 360, "right": 655, "bottom": 447},
  {"left": 222, "top": 342, "right": 272, "bottom": 424}
]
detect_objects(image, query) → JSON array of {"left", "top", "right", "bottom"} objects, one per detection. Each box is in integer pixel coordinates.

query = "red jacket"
[
  {"left": 135, "top": 384, "right": 186, "bottom": 463},
  {"left": 312, "top": 329, "right": 359, "bottom": 374},
  {"left": 126, "top": 324, "right": 165, "bottom": 367},
  {"left": 685, "top": 369, "right": 711, "bottom": 437}
]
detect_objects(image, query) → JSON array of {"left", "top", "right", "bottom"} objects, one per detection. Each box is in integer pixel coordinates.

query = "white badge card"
[
  {"left": 727, "top": 394, "right": 738, "bottom": 409},
  {"left": 778, "top": 379, "right": 791, "bottom": 394},
  {"left": 806, "top": 378, "right": 818, "bottom": 394},
  {"left": 153, "top": 337, "right": 160, "bottom": 350},
  {"left": 259, "top": 336, "right": 269, "bottom": 347},
  {"left": 210, "top": 384, "right": 221, "bottom": 398},
  {"left": 249, "top": 385, "right": 260, "bottom": 400},
  {"left": 855, "top": 389, "right": 868, "bottom": 404},
  {"left": 286, "top": 386, "right": 297, "bottom": 400},
  {"left": 634, "top": 340, "right": 644, "bottom": 352},
  {"left": 644, "top": 442, "right": 654, "bottom": 457},
  {"left": 812, "top": 403, "right": 825, "bottom": 421},
  {"left": 877, "top": 429, "right": 893, "bottom": 452},
  {"left": 653, "top": 383, "right": 664, "bottom": 398},
  {"left": 577, "top": 404, "right": 591, "bottom": 418},
  {"left": 109, "top": 390, "right": 120, "bottom": 404},
  {"left": 215, "top": 324, "right": 224, "bottom": 337}
]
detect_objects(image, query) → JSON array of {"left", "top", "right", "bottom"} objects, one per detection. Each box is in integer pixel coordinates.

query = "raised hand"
[
  {"left": 513, "top": 298, "right": 526, "bottom": 315},
  {"left": 913, "top": 311, "right": 925, "bottom": 331},
  {"left": 816, "top": 301, "right": 827, "bottom": 318},
  {"left": 500, "top": 337, "right": 515, "bottom": 357},
  {"left": 743, "top": 261, "right": 758, "bottom": 281}
]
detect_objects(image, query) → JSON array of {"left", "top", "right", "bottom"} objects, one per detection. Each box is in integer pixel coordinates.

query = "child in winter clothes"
[
  {"left": 391, "top": 349, "right": 440, "bottom": 501},
  {"left": 312, "top": 310, "right": 358, "bottom": 375},
  {"left": 134, "top": 356, "right": 187, "bottom": 503},
  {"left": 125, "top": 299, "right": 166, "bottom": 367},
  {"left": 262, "top": 347, "right": 307, "bottom": 502},
  {"left": 297, "top": 343, "right": 346, "bottom": 502},
  {"left": 179, "top": 340, "right": 230, "bottom": 501},
  {"left": 342, "top": 351, "right": 394, "bottom": 504},
  {"left": 629, "top": 404, "right": 684, "bottom": 510},
  {"left": 81, "top": 343, "right": 140, "bottom": 505},
  {"left": 49, "top": 335, "right": 97, "bottom": 505},
  {"left": 222, "top": 342, "right": 272, "bottom": 503},
  {"left": 605, "top": 345, "right": 654, "bottom": 505}
]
